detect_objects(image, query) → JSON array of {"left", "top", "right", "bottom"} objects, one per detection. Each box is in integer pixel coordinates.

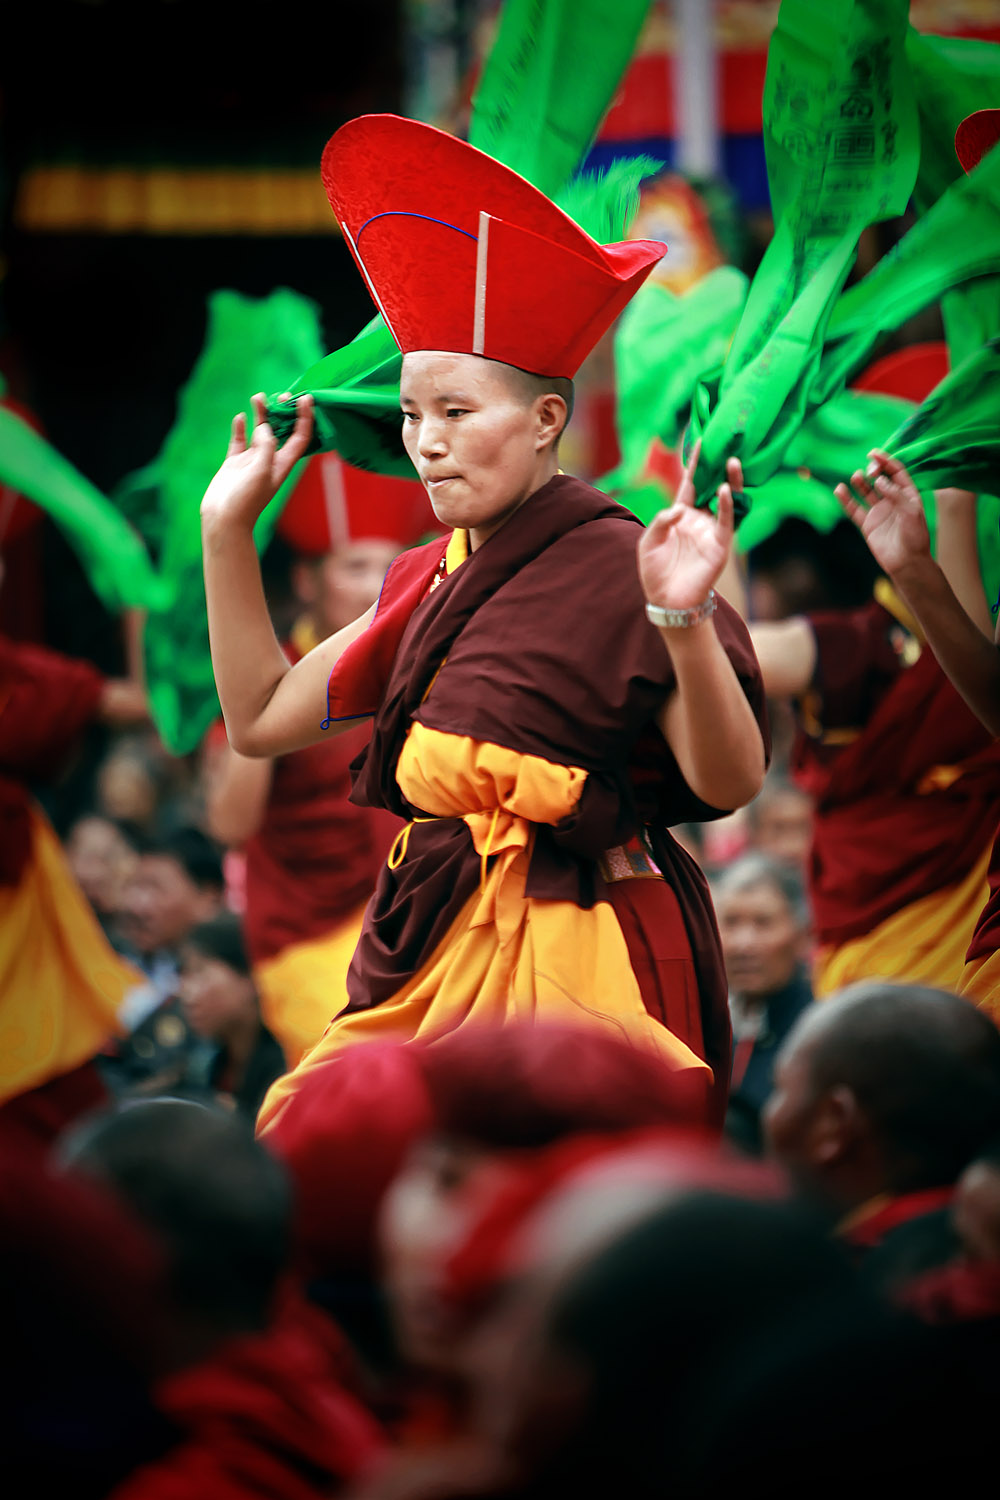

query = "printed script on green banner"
[{"left": 688, "top": 0, "right": 918, "bottom": 505}]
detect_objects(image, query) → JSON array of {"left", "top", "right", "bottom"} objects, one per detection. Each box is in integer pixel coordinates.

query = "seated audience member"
[
  {"left": 373, "top": 1024, "right": 713, "bottom": 1417},
  {"left": 1, "top": 1148, "right": 175, "bottom": 1498},
  {"left": 177, "top": 912, "right": 286, "bottom": 1118},
  {"left": 102, "top": 827, "right": 226, "bottom": 1097},
  {"left": 900, "top": 1141, "right": 1000, "bottom": 1325},
  {"left": 65, "top": 812, "right": 140, "bottom": 947},
  {"left": 713, "top": 853, "right": 814, "bottom": 1153},
  {"left": 63, "top": 1099, "right": 384, "bottom": 1497},
  {"left": 262, "top": 1023, "right": 709, "bottom": 1413},
  {"left": 762, "top": 980, "right": 1000, "bottom": 1291},
  {"left": 358, "top": 1190, "right": 976, "bottom": 1500},
  {"left": 95, "top": 737, "right": 166, "bottom": 836},
  {"left": 742, "top": 774, "right": 813, "bottom": 871}
]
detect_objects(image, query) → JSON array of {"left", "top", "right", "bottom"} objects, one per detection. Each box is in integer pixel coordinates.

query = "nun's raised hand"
[
  {"left": 638, "top": 440, "right": 740, "bottom": 616},
  {"left": 835, "top": 449, "right": 930, "bottom": 578},
  {"left": 201, "top": 393, "right": 313, "bottom": 532}
]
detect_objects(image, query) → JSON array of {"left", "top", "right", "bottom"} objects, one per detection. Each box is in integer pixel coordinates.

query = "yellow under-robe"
[
  {"left": 0, "top": 804, "right": 139, "bottom": 1105},
  {"left": 812, "top": 836, "right": 993, "bottom": 999},
  {"left": 257, "top": 726, "right": 711, "bottom": 1133}
]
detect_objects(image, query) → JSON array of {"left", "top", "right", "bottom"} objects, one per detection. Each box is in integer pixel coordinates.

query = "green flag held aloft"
[
  {"left": 883, "top": 337, "right": 1000, "bottom": 494},
  {"left": 130, "top": 288, "right": 326, "bottom": 755},
  {"left": 266, "top": 0, "right": 656, "bottom": 470},
  {"left": 0, "top": 401, "right": 164, "bottom": 613},
  {"left": 688, "top": 0, "right": 918, "bottom": 506},
  {"left": 604, "top": 267, "right": 749, "bottom": 491}
]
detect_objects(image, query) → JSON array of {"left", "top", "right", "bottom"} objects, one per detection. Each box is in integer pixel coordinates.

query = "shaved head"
[
  {"left": 770, "top": 981, "right": 1000, "bottom": 1193},
  {"left": 494, "top": 363, "right": 575, "bottom": 436}
]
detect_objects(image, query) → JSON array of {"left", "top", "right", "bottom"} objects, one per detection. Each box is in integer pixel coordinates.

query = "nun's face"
[
  {"left": 378, "top": 1135, "right": 523, "bottom": 1372},
  {"left": 400, "top": 352, "right": 558, "bottom": 550}
]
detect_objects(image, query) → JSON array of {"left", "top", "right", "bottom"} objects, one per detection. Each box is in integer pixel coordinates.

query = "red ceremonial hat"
[
  {"left": 277, "top": 449, "right": 439, "bottom": 557},
  {"left": 955, "top": 109, "right": 1000, "bottom": 174},
  {"left": 851, "top": 340, "right": 949, "bottom": 403},
  {"left": 321, "top": 115, "right": 667, "bottom": 378}
]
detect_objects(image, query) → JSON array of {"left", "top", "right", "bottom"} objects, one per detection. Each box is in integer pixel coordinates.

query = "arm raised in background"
[
  {"left": 711, "top": 501, "right": 817, "bottom": 702},
  {"left": 203, "top": 737, "right": 275, "bottom": 847},
  {"left": 201, "top": 394, "right": 375, "bottom": 758},
  {"left": 836, "top": 450, "right": 1000, "bottom": 738},
  {"left": 641, "top": 444, "right": 767, "bottom": 811}
]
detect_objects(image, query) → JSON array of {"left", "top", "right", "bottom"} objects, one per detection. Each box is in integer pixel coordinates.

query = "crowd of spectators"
[{"left": 4, "top": 486, "right": 1000, "bottom": 1495}]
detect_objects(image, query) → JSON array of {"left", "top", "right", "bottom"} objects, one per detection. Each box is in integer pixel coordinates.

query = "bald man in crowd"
[{"left": 763, "top": 981, "right": 1000, "bottom": 1294}]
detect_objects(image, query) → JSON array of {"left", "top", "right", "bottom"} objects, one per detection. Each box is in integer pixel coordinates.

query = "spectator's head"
[
  {"left": 117, "top": 826, "right": 224, "bottom": 956},
  {"left": 292, "top": 540, "right": 401, "bottom": 637},
  {"left": 953, "top": 1143, "right": 1000, "bottom": 1264},
  {"left": 259, "top": 1040, "right": 435, "bottom": 1281},
  {"left": 743, "top": 776, "right": 813, "bottom": 869},
  {"left": 64, "top": 1099, "right": 292, "bottom": 1358},
  {"left": 280, "top": 450, "right": 435, "bottom": 637},
  {"left": 747, "top": 517, "right": 880, "bottom": 619},
  {"left": 762, "top": 982, "right": 1000, "bottom": 1213},
  {"left": 178, "top": 911, "right": 258, "bottom": 1046},
  {"left": 714, "top": 853, "right": 810, "bottom": 1003},
  {"left": 1, "top": 1150, "right": 175, "bottom": 1495},
  {"left": 378, "top": 1023, "right": 709, "bottom": 1371},
  {"left": 65, "top": 813, "right": 139, "bottom": 917},
  {"left": 95, "top": 741, "right": 164, "bottom": 830},
  {"left": 465, "top": 1190, "right": 903, "bottom": 1500}
]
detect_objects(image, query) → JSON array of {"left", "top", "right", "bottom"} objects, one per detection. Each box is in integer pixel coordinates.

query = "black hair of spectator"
[
  {"left": 805, "top": 982, "right": 1000, "bottom": 1194},
  {"left": 135, "top": 825, "right": 225, "bottom": 890},
  {"left": 65, "top": 1100, "right": 291, "bottom": 1335},
  {"left": 184, "top": 910, "right": 251, "bottom": 976},
  {"left": 748, "top": 517, "right": 881, "bottom": 612},
  {"left": 537, "top": 1191, "right": 914, "bottom": 1499}
]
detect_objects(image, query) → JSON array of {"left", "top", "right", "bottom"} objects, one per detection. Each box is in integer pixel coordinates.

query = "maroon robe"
[
  {"left": 792, "top": 598, "right": 1000, "bottom": 947},
  {"left": 325, "top": 473, "right": 770, "bottom": 1091}
]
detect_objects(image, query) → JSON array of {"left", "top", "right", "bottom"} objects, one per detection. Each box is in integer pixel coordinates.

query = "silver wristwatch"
[{"left": 645, "top": 591, "right": 718, "bottom": 630}]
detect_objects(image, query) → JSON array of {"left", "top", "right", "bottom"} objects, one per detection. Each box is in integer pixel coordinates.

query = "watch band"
[{"left": 645, "top": 591, "right": 718, "bottom": 630}]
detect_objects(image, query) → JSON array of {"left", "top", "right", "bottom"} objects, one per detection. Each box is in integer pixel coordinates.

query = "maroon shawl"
[{"left": 329, "top": 474, "right": 768, "bottom": 1081}]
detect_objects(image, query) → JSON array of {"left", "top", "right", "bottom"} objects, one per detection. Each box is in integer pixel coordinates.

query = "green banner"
[
  {"left": 689, "top": 0, "right": 918, "bottom": 501},
  {"left": 604, "top": 267, "right": 748, "bottom": 490},
  {"left": 266, "top": 0, "right": 657, "bottom": 471},
  {"left": 884, "top": 337, "right": 1000, "bottom": 493},
  {"left": 0, "top": 402, "right": 165, "bottom": 613},
  {"left": 122, "top": 288, "right": 326, "bottom": 755}
]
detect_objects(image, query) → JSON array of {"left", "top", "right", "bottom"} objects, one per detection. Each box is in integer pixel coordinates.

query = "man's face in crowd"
[
  {"left": 117, "top": 855, "right": 219, "bottom": 955},
  {"left": 716, "top": 879, "right": 807, "bottom": 1000},
  {"left": 752, "top": 789, "right": 813, "bottom": 869},
  {"left": 400, "top": 352, "right": 559, "bottom": 547},
  {"left": 66, "top": 815, "right": 136, "bottom": 915},
  {"left": 760, "top": 1026, "right": 824, "bottom": 1190},
  {"left": 178, "top": 946, "right": 257, "bottom": 1043}
]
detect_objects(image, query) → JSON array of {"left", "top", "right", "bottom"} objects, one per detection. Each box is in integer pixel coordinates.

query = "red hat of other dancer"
[
  {"left": 955, "top": 109, "right": 1000, "bottom": 174},
  {"left": 321, "top": 115, "right": 667, "bottom": 379},
  {"left": 277, "top": 450, "right": 438, "bottom": 557}
]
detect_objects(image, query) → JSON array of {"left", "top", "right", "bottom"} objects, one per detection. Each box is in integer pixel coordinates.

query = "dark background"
[{"left": 0, "top": 0, "right": 410, "bottom": 664}]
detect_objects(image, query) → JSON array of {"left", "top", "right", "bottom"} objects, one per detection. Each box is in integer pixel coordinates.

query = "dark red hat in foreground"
[
  {"left": 955, "top": 109, "right": 1000, "bottom": 175},
  {"left": 321, "top": 114, "right": 666, "bottom": 378}
]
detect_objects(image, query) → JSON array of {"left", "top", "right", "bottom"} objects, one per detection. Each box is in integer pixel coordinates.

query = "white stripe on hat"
[
  {"left": 473, "top": 211, "right": 490, "bottom": 356},
  {"left": 321, "top": 454, "right": 349, "bottom": 552}
]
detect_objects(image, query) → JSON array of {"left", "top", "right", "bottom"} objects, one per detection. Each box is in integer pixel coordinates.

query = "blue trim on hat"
[{"left": 356, "top": 211, "right": 478, "bottom": 242}]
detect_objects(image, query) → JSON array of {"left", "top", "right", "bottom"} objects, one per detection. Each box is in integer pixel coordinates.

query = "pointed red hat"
[
  {"left": 955, "top": 109, "right": 1000, "bottom": 174},
  {"left": 277, "top": 449, "right": 438, "bottom": 557},
  {"left": 321, "top": 115, "right": 667, "bottom": 379}
]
